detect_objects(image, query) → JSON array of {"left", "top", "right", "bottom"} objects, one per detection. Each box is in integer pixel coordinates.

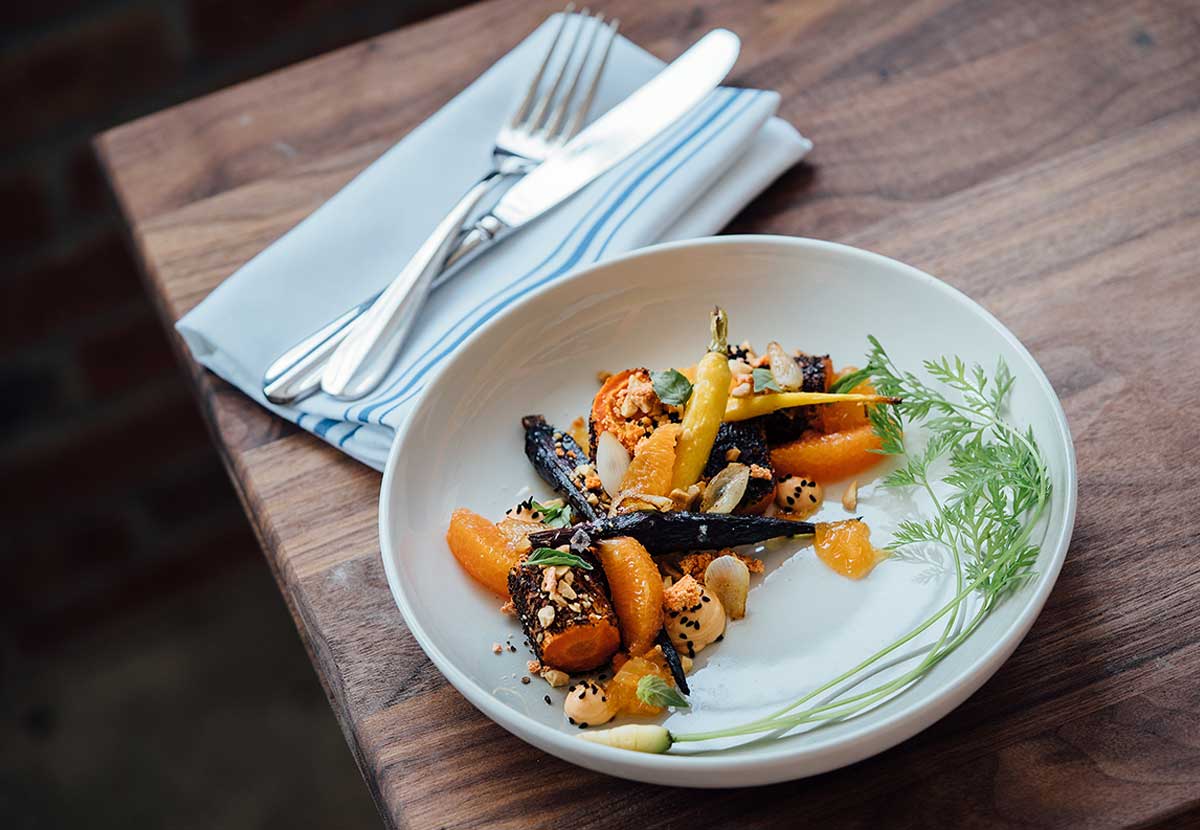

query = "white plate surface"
[{"left": 379, "top": 235, "right": 1076, "bottom": 787}]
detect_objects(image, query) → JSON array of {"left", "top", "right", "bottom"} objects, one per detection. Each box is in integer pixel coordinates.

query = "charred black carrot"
[
  {"left": 529, "top": 511, "right": 817, "bottom": 555},
  {"left": 656, "top": 629, "right": 690, "bottom": 695},
  {"left": 522, "top": 415, "right": 601, "bottom": 523},
  {"left": 704, "top": 420, "right": 774, "bottom": 513}
]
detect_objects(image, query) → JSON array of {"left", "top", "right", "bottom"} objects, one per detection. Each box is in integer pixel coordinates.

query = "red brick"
[
  {"left": 12, "top": 518, "right": 260, "bottom": 648},
  {"left": 0, "top": 8, "right": 183, "bottom": 152},
  {"left": 11, "top": 511, "right": 138, "bottom": 606},
  {"left": 0, "top": 385, "right": 214, "bottom": 511},
  {"left": 0, "top": 228, "right": 145, "bottom": 351},
  {"left": 0, "top": 167, "right": 54, "bottom": 256},
  {"left": 79, "top": 312, "right": 178, "bottom": 399},
  {"left": 0, "top": 2, "right": 100, "bottom": 33},
  {"left": 0, "top": 361, "right": 71, "bottom": 431},
  {"left": 140, "top": 454, "right": 240, "bottom": 527},
  {"left": 68, "top": 145, "right": 112, "bottom": 220}
]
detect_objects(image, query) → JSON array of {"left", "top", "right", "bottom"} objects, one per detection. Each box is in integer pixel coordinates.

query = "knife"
[{"left": 264, "top": 29, "right": 740, "bottom": 404}]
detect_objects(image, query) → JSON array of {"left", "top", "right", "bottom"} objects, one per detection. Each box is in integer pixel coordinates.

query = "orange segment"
[
  {"left": 821, "top": 369, "right": 877, "bottom": 433},
  {"left": 595, "top": 537, "right": 664, "bottom": 657},
  {"left": 607, "top": 649, "right": 673, "bottom": 716},
  {"left": 813, "top": 520, "right": 886, "bottom": 579},
  {"left": 619, "top": 424, "right": 681, "bottom": 498},
  {"left": 495, "top": 516, "right": 544, "bottom": 555},
  {"left": 770, "top": 423, "right": 885, "bottom": 482},
  {"left": 446, "top": 508, "right": 526, "bottom": 596}
]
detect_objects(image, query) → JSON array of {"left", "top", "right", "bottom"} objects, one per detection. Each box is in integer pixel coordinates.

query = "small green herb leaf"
[
  {"left": 635, "top": 675, "right": 690, "bottom": 708},
  {"left": 752, "top": 367, "right": 781, "bottom": 393},
  {"left": 525, "top": 547, "right": 594, "bottom": 570},
  {"left": 532, "top": 500, "right": 573, "bottom": 528},
  {"left": 651, "top": 369, "right": 693, "bottom": 406},
  {"left": 829, "top": 366, "right": 874, "bottom": 394}
]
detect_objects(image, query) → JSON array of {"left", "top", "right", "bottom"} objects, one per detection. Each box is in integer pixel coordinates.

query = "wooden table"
[{"left": 96, "top": 0, "right": 1200, "bottom": 826}]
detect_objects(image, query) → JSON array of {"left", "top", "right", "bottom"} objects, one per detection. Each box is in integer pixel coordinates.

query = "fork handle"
[{"left": 262, "top": 173, "right": 504, "bottom": 406}]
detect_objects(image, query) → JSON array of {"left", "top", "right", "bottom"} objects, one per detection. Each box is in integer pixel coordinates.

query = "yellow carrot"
[
  {"left": 672, "top": 308, "right": 731, "bottom": 489},
  {"left": 724, "top": 391, "right": 901, "bottom": 422}
]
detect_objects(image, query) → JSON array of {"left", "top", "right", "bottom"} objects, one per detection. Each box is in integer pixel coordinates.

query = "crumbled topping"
[
  {"left": 749, "top": 463, "right": 772, "bottom": 480},
  {"left": 499, "top": 600, "right": 515, "bottom": 615},
  {"left": 675, "top": 550, "right": 764, "bottom": 579},
  {"left": 527, "top": 659, "right": 542, "bottom": 674},
  {"left": 731, "top": 381, "right": 753, "bottom": 398},
  {"left": 491, "top": 642, "right": 503, "bottom": 655},
  {"left": 663, "top": 574, "right": 704, "bottom": 613}
]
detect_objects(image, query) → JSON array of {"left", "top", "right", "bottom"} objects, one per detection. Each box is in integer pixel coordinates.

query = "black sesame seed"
[
  {"left": 715, "top": 634, "right": 724, "bottom": 642},
  {"left": 568, "top": 716, "right": 576, "bottom": 724},
  {"left": 578, "top": 690, "right": 586, "bottom": 700},
  {"left": 579, "top": 723, "right": 588, "bottom": 729},
  {"left": 601, "top": 696, "right": 607, "bottom": 702},
  {"left": 702, "top": 595, "right": 710, "bottom": 603},
  {"left": 521, "top": 676, "right": 530, "bottom": 685},
  {"left": 599, "top": 673, "right": 608, "bottom": 680},
  {"left": 680, "top": 616, "right": 690, "bottom": 624},
  {"left": 679, "top": 632, "right": 688, "bottom": 640},
  {"left": 810, "top": 494, "right": 818, "bottom": 502},
  {"left": 786, "top": 496, "right": 795, "bottom": 505}
]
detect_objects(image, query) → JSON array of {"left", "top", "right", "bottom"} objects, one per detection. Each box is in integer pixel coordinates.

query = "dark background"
[{"left": 1, "top": 2, "right": 466, "bottom": 825}]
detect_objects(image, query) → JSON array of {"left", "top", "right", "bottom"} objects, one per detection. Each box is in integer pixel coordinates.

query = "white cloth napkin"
[{"left": 177, "top": 18, "right": 812, "bottom": 470}]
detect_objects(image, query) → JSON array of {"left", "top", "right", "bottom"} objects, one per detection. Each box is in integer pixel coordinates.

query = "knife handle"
[{"left": 261, "top": 188, "right": 504, "bottom": 406}]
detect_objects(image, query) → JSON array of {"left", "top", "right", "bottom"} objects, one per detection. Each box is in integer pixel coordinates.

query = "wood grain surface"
[{"left": 95, "top": 0, "right": 1200, "bottom": 827}]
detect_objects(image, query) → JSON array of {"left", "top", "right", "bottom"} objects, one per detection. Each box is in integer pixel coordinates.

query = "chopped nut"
[
  {"left": 554, "top": 564, "right": 570, "bottom": 577},
  {"left": 491, "top": 642, "right": 503, "bottom": 655},
  {"left": 680, "top": 655, "right": 694, "bottom": 673},
  {"left": 559, "top": 582, "right": 577, "bottom": 600},
  {"left": 731, "top": 381, "right": 753, "bottom": 398},
  {"left": 541, "top": 668, "right": 570, "bottom": 687},
  {"left": 527, "top": 659, "right": 542, "bottom": 674},
  {"left": 748, "top": 463, "right": 772, "bottom": 480},
  {"left": 620, "top": 372, "right": 660, "bottom": 418},
  {"left": 537, "top": 606, "right": 556, "bottom": 627},
  {"left": 541, "top": 568, "right": 558, "bottom": 594},
  {"left": 842, "top": 480, "right": 859, "bottom": 511},
  {"left": 568, "top": 602, "right": 582, "bottom": 613},
  {"left": 728, "top": 358, "right": 753, "bottom": 375},
  {"left": 724, "top": 447, "right": 741, "bottom": 462},
  {"left": 562, "top": 570, "right": 575, "bottom": 585}
]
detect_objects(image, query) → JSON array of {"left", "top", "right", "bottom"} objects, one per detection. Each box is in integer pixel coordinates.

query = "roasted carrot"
[
  {"left": 507, "top": 555, "right": 621, "bottom": 672},
  {"left": 671, "top": 308, "right": 732, "bottom": 489}
]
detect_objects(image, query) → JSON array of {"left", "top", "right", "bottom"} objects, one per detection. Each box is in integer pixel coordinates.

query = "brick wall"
[{"left": 0, "top": 0, "right": 467, "bottom": 649}]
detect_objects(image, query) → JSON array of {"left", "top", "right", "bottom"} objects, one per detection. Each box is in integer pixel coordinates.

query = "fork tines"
[{"left": 510, "top": 5, "right": 620, "bottom": 147}]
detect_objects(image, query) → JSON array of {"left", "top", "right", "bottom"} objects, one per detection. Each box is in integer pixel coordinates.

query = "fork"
[{"left": 263, "top": 6, "right": 620, "bottom": 405}]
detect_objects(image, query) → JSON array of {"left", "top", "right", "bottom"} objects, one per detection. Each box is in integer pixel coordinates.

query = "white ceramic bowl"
[{"left": 379, "top": 235, "right": 1076, "bottom": 787}]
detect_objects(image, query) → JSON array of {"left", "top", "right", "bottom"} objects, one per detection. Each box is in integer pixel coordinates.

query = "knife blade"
[
  {"left": 488, "top": 28, "right": 740, "bottom": 230},
  {"left": 267, "top": 29, "right": 740, "bottom": 404}
]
